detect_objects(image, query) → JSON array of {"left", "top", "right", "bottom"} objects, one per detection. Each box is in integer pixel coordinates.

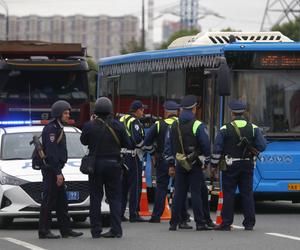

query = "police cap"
[
  {"left": 130, "top": 100, "right": 147, "bottom": 111},
  {"left": 163, "top": 100, "right": 180, "bottom": 112},
  {"left": 51, "top": 100, "right": 71, "bottom": 118},
  {"left": 181, "top": 95, "right": 197, "bottom": 110},
  {"left": 228, "top": 99, "right": 246, "bottom": 113}
]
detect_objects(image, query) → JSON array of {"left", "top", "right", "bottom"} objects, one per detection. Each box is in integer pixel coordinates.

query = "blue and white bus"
[{"left": 98, "top": 32, "right": 300, "bottom": 202}]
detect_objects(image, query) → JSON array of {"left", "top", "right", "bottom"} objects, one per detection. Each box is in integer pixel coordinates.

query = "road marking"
[
  {"left": 266, "top": 233, "right": 300, "bottom": 241},
  {"left": 1, "top": 237, "right": 47, "bottom": 250}
]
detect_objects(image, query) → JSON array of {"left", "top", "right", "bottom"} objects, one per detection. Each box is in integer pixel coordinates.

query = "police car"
[{"left": 0, "top": 124, "right": 109, "bottom": 228}]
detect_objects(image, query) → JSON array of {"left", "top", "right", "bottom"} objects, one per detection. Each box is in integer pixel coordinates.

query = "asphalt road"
[{"left": 1, "top": 201, "right": 300, "bottom": 250}]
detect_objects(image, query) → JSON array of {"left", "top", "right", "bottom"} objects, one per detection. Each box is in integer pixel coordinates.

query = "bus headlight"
[{"left": 0, "top": 170, "right": 28, "bottom": 186}]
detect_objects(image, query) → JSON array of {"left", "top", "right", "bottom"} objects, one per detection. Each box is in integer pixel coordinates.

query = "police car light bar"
[{"left": 0, "top": 119, "right": 75, "bottom": 126}]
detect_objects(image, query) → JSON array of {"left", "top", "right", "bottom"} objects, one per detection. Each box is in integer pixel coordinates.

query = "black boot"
[
  {"left": 39, "top": 231, "right": 61, "bottom": 239},
  {"left": 179, "top": 221, "right": 193, "bottom": 229},
  {"left": 61, "top": 230, "right": 83, "bottom": 238},
  {"left": 101, "top": 230, "right": 122, "bottom": 238}
]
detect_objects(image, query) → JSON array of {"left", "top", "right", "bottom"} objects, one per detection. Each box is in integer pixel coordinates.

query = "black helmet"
[
  {"left": 94, "top": 97, "right": 113, "bottom": 115},
  {"left": 51, "top": 100, "right": 71, "bottom": 118}
]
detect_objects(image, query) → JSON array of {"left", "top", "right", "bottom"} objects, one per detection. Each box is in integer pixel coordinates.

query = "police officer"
[
  {"left": 38, "top": 100, "right": 83, "bottom": 239},
  {"left": 144, "top": 100, "right": 180, "bottom": 223},
  {"left": 165, "top": 95, "right": 211, "bottom": 231},
  {"left": 120, "top": 100, "right": 146, "bottom": 222},
  {"left": 211, "top": 100, "right": 267, "bottom": 231},
  {"left": 80, "top": 97, "right": 131, "bottom": 238}
]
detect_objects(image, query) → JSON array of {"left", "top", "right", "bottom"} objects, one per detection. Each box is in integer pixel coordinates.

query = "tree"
[
  {"left": 159, "top": 29, "right": 200, "bottom": 49},
  {"left": 120, "top": 38, "right": 146, "bottom": 54},
  {"left": 272, "top": 18, "right": 300, "bottom": 41}
]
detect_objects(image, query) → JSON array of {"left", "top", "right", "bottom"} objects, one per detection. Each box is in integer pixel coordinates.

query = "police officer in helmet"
[
  {"left": 39, "top": 100, "right": 83, "bottom": 239},
  {"left": 211, "top": 100, "right": 267, "bottom": 231},
  {"left": 80, "top": 97, "right": 131, "bottom": 238},
  {"left": 165, "top": 95, "right": 211, "bottom": 231}
]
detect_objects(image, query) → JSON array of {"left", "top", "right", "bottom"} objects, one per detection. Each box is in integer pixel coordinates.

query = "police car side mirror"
[{"left": 217, "top": 57, "right": 231, "bottom": 96}]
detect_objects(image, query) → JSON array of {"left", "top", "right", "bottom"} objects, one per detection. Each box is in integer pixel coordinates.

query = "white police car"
[{"left": 0, "top": 125, "right": 109, "bottom": 228}]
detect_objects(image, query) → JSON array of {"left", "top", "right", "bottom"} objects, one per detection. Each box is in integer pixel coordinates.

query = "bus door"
[
  {"left": 185, "top": 68, "right": 205, "bottom": 121},
  {"left": 151, "top": 72, "right": 167, "bottom": 121},
  {"left": 106, "top": 76, "right": 120, "bottom": 115}
]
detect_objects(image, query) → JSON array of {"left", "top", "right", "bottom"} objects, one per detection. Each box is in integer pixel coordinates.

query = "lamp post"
[
  {"left": 141, "top": 0, "right": 145, "bottom": 50},
  {"left": 0, "top": 0, "right": 8, "bottom": 40}
]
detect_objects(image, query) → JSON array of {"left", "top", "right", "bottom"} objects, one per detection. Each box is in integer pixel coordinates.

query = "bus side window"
[
  {"left": 186, "top": 67, "right": 204, "bottom": 120},
  {"left": 167, "top": 69, "right": 185, "bottom": 101}
]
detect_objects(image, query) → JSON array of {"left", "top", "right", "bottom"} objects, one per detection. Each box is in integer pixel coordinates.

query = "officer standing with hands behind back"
[
  {"left": 165, "top": 95, "right": 211, "bottom": 231},
  {"left": 38, "top": 100, "right": 83, "bottom": 239},
  {"left": 80, "top": 97, "right": 131, "bottom": 238},
  {"left": 211, "top": 100, "right": 267, "bottom": 231}
]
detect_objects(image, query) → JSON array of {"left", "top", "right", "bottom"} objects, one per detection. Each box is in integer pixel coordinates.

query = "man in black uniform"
[
  {"left": 80, "top": 97, "right": 131, "bottom": 238},
  {"left": 211, "top": 100, "right": 267, "bottom": 231},
  {"left": 165, "top": 95, "right": 211, "bottom": 231},
  {"left": 39, "top": 100, "right": 83, "bottom": 239},
  {"left": 120, "top": 100, "right": 146, "bottom": 222}
]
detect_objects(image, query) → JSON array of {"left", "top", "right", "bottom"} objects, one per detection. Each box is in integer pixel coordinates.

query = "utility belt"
[
  {"left": 121, "top": 148, "right": 137, "bottom": 157},
  {"left": 121, "top": 148, "right": 145, "bottom": 161},
  {"left": 225, "top": 155, "right": 251, "bottom": 166}
]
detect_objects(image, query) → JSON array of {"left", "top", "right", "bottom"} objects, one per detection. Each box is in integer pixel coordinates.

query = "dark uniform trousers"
[
  {"left": 152, "top": 158, "right": 169, "bottom": 219},
  {"left": 201, "top": 181, "right": 212, "bottom": 223},
  {"left": 39, "top": 168, "right": 70, "bottom": 234},
  {"left": 89, "top": 158, "right": 122, "bottom": 236},
  {"left": 222, "top": 161, "right": 255, "bottom": 228},
  {"left": 170, "top": 164, "right": 205, "bottom": 226},
  {"left": 121, "top": 154, "right": 142, "bottom": 218}
]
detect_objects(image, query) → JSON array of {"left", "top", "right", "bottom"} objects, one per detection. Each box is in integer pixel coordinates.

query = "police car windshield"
[
  {"left": 1, "top": 132, "right": 86, "bottom": 160},
  {"left": 227, "top": 70, "right": 300, "bottom": 135}
]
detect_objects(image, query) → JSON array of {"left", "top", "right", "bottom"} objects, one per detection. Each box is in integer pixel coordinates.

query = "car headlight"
[{"left": 0, "top": 170, "right": 28, "bottom": 186}]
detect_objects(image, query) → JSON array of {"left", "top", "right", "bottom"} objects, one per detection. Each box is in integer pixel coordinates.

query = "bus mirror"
[{"left": 217, "top": 57, "right": 231, "bottom": 96}]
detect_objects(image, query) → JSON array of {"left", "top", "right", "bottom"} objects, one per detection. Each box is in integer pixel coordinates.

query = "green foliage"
[
  {"left": 120, "top": 39, "right": 146, "bottom": 54},
  {"left": 272, "top": 18, "right": 300, "bottom": 41},
  {"left": 159, "top": 29, "right": 200, "bottom": 49}
]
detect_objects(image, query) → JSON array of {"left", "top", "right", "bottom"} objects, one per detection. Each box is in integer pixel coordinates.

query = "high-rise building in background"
[
  {"left": 0, "top": 14, "right": 139, "bottom": 59},
  {"left": 180, "top": 0, "right": 199, "bottom": 30},
  {"left": 162, "top": 20, "right": 181, "bottom": 42}
]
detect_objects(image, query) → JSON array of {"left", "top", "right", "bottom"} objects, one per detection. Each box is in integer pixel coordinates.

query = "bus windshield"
[
  {"left": 0, "top": 70, "right": 88, "bottom": 105},
  {"left": 227, "top": 70, "right": 300, "bottom": 136}
]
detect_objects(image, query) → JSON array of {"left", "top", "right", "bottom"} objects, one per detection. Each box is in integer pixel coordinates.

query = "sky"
[{"left": 2, "top": 0, "right": 278, "bottom": 42}]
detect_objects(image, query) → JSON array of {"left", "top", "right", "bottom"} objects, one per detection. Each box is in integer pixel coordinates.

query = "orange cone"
[
  {"left": 160, "top": 197, "right": 171, "bottom": 220},
  {"left": 139, "top": 170, "right": 152, "bottom": 216},
  {"left": 215, "top": 191, "right": 223, "bottom": 225}
]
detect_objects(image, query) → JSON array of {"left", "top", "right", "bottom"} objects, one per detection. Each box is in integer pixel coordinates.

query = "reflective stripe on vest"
[
  {"left": 120, "top": 114, "right": 136, "bottom": 137},
  {"left": 156, "top": 117, "right": 178, "bottom": 133},
  {"left": 192, "top": 120, "right": 202, "bottom": 136},
  {"left": 230, "top": 120, "right": 257, "bottom": 136}
]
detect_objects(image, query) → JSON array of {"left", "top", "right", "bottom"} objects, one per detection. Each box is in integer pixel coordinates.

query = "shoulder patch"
[
  {"left": 134, "top": 124, "right": 140, "bottom": 131},
  {"left": 49, "top": 133, "right": 56, "bottom": 143}
]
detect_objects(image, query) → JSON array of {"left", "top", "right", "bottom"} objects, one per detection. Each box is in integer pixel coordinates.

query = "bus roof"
[
  {"left": 0, "top": 41, "right": 86, "bottom": 59},
  {"left": 99, "top": 41, "right": 300, "bottom": 76}
]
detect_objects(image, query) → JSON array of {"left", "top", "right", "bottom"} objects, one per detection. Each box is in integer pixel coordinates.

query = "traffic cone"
[
  {"left": 215, "top": 191, "right": 223, "bottom": 225},
  {"left": 139, "top": 170, "right": 152, "bottom": 216},
  {"left": 160, "top": 197, "right": 171, "bottom": 220}
]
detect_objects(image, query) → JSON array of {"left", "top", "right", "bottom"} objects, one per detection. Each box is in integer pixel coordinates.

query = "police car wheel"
[
  {"left": 71, "top": 215, "right": 87, "bottom": 223},
  {"left": 0, "top": 216, "right": 13, "bottom": 229}
]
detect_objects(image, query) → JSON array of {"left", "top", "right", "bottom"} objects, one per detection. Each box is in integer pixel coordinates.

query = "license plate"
[
  {"left": 288, "top": 184, "right": 300, "bottom": 191},
  {"left": 67, "top": 191, "right": 79, "bottom": 201}
]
